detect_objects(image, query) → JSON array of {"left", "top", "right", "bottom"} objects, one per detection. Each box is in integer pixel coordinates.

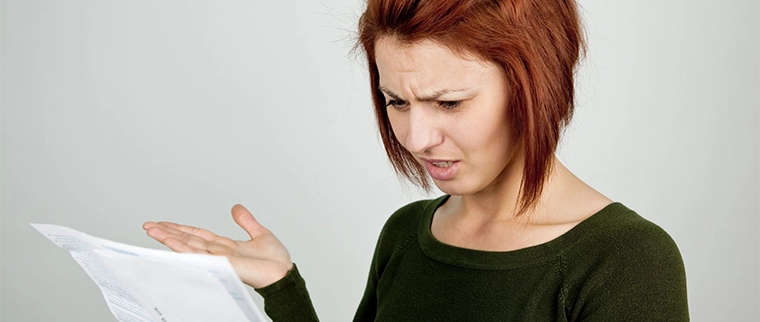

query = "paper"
[{"left": 32, "top": 223, "right": 267, "bottom": 322}]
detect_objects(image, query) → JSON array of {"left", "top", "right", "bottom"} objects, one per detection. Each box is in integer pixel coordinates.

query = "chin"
[{"left": 432, "top": 179, "right": 476, "bottom": 196}]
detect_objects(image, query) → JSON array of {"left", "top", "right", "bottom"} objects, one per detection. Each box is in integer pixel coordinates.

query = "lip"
[{"left": 421, "top": 158, "right": 460, "bottom": 181}]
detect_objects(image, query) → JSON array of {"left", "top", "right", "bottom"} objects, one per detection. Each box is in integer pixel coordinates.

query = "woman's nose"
[{"left": 403, "top": 106, "right": 443, "bottom": 154}]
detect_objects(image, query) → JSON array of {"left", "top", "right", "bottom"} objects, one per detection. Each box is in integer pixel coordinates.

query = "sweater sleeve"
[
  {"left": 352, "top": 199, "right": 432, "bottom": 321},
  {"left": 353, "top": 247, "right": 380, "bottom": 321},
  {"left": 353, "top": 214, "right": 393, "bottom": 321},
  {"left": 565, "top": 218, "right": 689, "bottom": 322},
  {"left": 254, "top": 263, "right": 320, "bottom": 322}
]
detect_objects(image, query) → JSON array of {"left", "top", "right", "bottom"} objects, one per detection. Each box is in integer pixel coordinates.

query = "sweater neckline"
[{"left": 417, "top": 195, "right": 629, "bottom": 270}]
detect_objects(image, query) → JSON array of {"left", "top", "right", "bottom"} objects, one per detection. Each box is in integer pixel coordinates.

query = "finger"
[
  {"left": 143, "top": 221, "right": 180, "bottom": 236},
  {"left": 145, "top": 225, "right": 208, "bottom": 250},
  {"left": 144, "top": 221, "right": 215, "bottom": 243},
  {"left": 143, "top": 221, "right": 157, "bottom": 230},
  {"left": 231, "top": 204, "right": 268, "bottom": 239},
  {"left": 163, "top": 237, "right": 210, "bottom": 254},
  {"left": 146, "top": 226, "right": 228, "bottom": 255},
  {"left": 155, "top": 221, "right": 181, "bottom": 229},
  {"left": 145, "top": 224, "right": 172, "bottom": 242},
  {"left": 157, "top": 222, "right": 218, "bottom": 243},
  {"left": 154, "top": 225, "right": 214, "bottom": 248}
]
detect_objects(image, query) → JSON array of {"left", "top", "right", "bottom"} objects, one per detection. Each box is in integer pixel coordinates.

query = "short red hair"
[{"left": 358, "top": 0, "right": 585, "bottom": 214}]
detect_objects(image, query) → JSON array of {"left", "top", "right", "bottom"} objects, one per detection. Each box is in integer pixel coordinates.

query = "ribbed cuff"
[{"left": 254, "top": 263, "right": 319, "bottom": 322}]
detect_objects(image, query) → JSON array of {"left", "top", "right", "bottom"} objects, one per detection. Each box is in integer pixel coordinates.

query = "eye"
[
  {"left": 437, "top": 101, "right": 461, "bottom": 110},
  {"left": 385, "top": 99, "right": 409, "bottom": 110}
]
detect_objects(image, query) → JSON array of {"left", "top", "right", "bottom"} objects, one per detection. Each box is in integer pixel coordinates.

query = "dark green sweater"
[{"left": 256, "top": 196, "right": 689, "bottom": 321}]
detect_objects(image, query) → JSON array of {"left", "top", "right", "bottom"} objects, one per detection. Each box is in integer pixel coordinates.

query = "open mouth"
[
  {"left": 431, "top": 161, "right": 454, "bottom": 167},
  {"left": 422, "top": 159, "right": 460, "bottom": 181}
]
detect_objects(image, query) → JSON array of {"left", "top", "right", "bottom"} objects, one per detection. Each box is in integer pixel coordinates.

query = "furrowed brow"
[
  {"left": 378, "top": 86, "right": 473, "bottom": 101},
  {"left": 416, "top": 88, "right": 471, "bottom": 102},
  {"left": 378, "top": 86, "right": 401, "bottom": 100}
]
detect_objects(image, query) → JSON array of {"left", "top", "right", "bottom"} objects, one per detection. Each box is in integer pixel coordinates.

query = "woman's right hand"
[{"left": 142, "top": 204, "right": 293, "bottom": 289}]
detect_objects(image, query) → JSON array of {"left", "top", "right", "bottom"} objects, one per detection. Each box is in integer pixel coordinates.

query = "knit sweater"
[{"left": 255, "top": 196, "right": 689, "bottom": 321}]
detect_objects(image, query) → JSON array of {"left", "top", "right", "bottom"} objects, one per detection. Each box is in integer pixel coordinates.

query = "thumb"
[{"left": 231, "top": 204, "right": 267, "bottom": 239}]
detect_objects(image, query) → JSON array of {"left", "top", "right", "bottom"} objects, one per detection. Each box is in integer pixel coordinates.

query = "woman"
[{"left": 144, "top": 0, "right": 689, "bottom": 320}]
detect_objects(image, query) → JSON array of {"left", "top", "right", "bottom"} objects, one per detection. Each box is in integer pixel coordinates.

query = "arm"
[
  {"left": 255, "top": 264, "right": 319, "bottom": 322},
  {"left": 353, "top": 247, "right": 381, "bottom": 321},
  {"left": 352, "top": 199, "right": 430, "bottom": 321}
]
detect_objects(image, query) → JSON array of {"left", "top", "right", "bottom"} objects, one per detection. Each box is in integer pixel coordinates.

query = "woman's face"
[{"left": 375, "top": 37, "right": 521, "bottom": 196}]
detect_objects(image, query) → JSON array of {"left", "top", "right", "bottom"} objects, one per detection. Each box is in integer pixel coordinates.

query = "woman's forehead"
[
  {"left": 375, "top": 36, "right": 487, "bottom": 67},
  {"left": 375, "top": 37, "right": 500, "bottom": 94}
]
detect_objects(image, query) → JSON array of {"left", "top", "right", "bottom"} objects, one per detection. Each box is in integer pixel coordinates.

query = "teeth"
[{"left": 432, "top": 161, "right": 453, "bottom": 167}]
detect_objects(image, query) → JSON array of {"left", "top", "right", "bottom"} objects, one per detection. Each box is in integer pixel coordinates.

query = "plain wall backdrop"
[{"left": 1, "top": 0, "right": 758, "bottom": 321}]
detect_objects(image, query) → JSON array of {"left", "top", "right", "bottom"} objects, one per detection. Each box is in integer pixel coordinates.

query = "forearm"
[{"left": 254, "top": 264, "right": 320, "bottom": 322}]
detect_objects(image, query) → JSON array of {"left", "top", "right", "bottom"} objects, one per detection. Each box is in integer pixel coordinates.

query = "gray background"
[{"left": 1, "top": 0, "right": 758, "bottom": 321}]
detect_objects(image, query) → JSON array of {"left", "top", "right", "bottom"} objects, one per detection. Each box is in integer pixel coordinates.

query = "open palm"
[{"left": 143, "top": 204, "right": 293, "bottom": 289}]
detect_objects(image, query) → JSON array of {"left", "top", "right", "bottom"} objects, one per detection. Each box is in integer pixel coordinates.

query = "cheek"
[
  {"left": 386, "top": 110, "right": 409, "bottom": 145},
  {"left": 486, "top": 117, "right": 515, "bottom": 155},
  {"left": 458, "top": 110, "right": 513, "bottom": 157}
]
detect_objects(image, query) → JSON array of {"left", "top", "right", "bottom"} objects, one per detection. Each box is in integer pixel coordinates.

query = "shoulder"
[
  {"left": 382, "top": 198, "right": 439, "bottom": 232},
  {"left": 370, "top": 196, "right": 445, "bottom": 268},
  {"left": 569, "top": 203, "right": 683, "bottom": 262},
  {"left": 377, "top": 196, "right": 443, "bottom": 246},
  {"left": 562, "top": 203, "right": 689, "bottom": 321}
]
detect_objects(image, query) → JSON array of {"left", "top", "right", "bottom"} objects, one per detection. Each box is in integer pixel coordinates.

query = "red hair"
[{"left": 358, "top": 0, "right": 585, "bottom": 215}]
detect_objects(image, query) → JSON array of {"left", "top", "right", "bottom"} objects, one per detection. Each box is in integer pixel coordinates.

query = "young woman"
[{"left": 144, "top": 0, "right": 689, "bottom": 320}]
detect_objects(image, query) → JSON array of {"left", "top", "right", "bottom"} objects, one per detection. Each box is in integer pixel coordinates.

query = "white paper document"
[{"left": 31, "top": 223, "right": 267, "bottom": 322}]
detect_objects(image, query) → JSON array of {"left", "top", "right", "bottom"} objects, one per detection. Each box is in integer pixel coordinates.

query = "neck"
[{"left": 447, "top": 155, "right": 567, "bottom": 224}]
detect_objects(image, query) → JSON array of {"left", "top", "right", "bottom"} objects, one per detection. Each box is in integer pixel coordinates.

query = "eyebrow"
[{"left": 378, "top": 86, "right": 473, "bottom": 102}]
